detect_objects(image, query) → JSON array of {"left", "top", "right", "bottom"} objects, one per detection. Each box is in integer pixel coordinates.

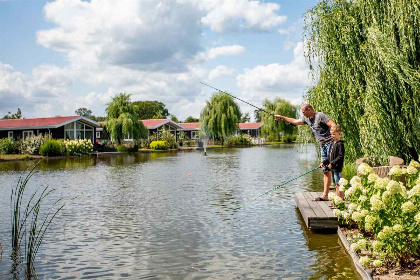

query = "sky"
[{"left": 0, "top": 0, "right": 319, "bottom": 121}]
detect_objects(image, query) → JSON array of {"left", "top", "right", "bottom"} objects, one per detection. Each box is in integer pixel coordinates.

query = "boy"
[{"left": 320, "top": 125, "right": 345, "bottom": 201}]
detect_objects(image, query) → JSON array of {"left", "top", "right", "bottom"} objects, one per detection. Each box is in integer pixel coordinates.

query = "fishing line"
[{"left": 243, "top": 166, "right": 321, "bottom": 205}]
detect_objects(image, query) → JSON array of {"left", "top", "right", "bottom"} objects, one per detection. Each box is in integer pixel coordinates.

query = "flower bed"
[{"left": 330, "top": 160, "right": 420, "bottom": 278}]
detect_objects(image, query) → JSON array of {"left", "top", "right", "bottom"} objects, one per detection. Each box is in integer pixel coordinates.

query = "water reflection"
[{"left": 0, "top": 146, "right": 360, "bottom": 279}]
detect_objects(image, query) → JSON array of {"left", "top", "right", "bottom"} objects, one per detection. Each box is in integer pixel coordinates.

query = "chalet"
[
  {"left": 0, "top": 116, "right": 100, "bottom": 142},
  {"left": 238, "top": 122, "right": 263, "bottom": 138},
  {"left": 178, "top": 122, "right": 200, "bottom": 140}
]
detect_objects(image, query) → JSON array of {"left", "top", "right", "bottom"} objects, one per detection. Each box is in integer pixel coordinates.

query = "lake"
[{"left": 0, "top": 145, "right": 360, "bottom": 279}]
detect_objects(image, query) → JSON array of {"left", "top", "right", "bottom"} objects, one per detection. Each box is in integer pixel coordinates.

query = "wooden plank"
[
  {"left": 308, "top": 192, "right": 335, "bottom": 218},
  {"left": 310, "top": 219, "right": 338, "bottom": 229},
  {"left": 302, "top": 192, "right": 327, "bottom": 218},
  {"left": 295, "top": 192, "right": 316, "bottom": 228}
]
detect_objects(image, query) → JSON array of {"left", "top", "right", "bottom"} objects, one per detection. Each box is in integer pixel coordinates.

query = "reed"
[{"left": 10, "top": 160, "right": 65, "bottom": 278}]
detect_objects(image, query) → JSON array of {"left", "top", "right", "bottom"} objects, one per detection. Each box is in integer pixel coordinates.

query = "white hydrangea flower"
[
  {"left": 333, "top": 196, "right": 344, "bottom": 206},
  {"left": 353, "top": 182, "right": 363, "bottom": 191},
  {"left": 343, "top": 212, "right": 351, "bottom": 220},
  {"left": 358, "top": 163, "right": 373, "bottom": 176},
  {"left": 345, "top": 187, "right": 356, "bottom": 199},
  {"left": 374, "top": 177, "right": 390, "bottom": 190},
  {"left": 407, "top": 166, "right": 419, "bottom": 175},
  {"left": 350, "top": 176, "right": 362, "bottom": 187},
  {"left": 359, "top": 195, "right": 367, "bottom": 202},
  {"left": 382, "top": 191, "right": 391, "bottom": 204},
  {"left": 400, "top": 183, "right": 408, "bottom": 198},
  {"left": 333, "top": 209, "right": 342, "bottom": 218},
  {"left": 372, "top": 241, "right": 383, "bottom": 251},
  {"left": 338, "top": 178, "right": 348, "bottom": 186},
  {"left": 357, "top": 239, "right": 367, "bottom": 250},
  {"left": 361, "top": 209, "right": 369, "bottom": 217},
  {"left": 351, "top": 243, "right": 361, "bottom": 252},
  {"left": 352, "top": 212, "right": 364, "bottom": 223},
  {"left": 401, "top": 168, "right": 407, "bottom": 175},
  {"left": 415, "top": 212, "right": 420, "bottom": 224},
  {"left": 348, "top": 203, "right": 358, "bottom": 211},
  {"left": 339, "top": 185, "right": 345, "bottom": 192},
  {"left": 401, "top": 201, "right": 416, "bottom": 213},
  {"left": 393, "top": 224, "right": 403, "bottom": 232},
  {"left": 408, "top": 185, "right": 420, "bottom": 198},
  {"left": 388, "top": 165, "right": 402, "bottom": 176},
  {"left": 328, "top": 192, "right": 337, "bottom": 201},
  {"left": 373, "top": 260, "right": 383, "bottom": 267},
  {"left": 359, "top": 256, "right": 371, "bottom": 267},
  {"left": 368, "top": 173, "right": 379, "bottom": 183},
  {"left": 409, "top": 160, "right": 420, "bottom": 168},
  {"left": 386, "top": 180, "right": 402, "bottom": 194},
  {"left": 371, "top": 197, "right": 384, "bottom": 211},
  {"left": 382, "top": 226, "right": 392, "bottom": 236}
]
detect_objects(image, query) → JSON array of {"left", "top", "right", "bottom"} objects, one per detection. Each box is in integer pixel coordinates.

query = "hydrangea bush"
[
  {"left": 19, "top": 134, "right": 52, "bottom": 155},
  {"left": 64, "top": 139, "right": 93, "bottom": 155},
  {"left": 330, "top": 160, "right": 420, "bottom": 268}
]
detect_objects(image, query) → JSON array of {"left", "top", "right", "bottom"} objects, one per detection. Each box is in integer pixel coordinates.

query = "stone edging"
[{"left": 337, "top": 226, "right": 374, "bottom": 280}]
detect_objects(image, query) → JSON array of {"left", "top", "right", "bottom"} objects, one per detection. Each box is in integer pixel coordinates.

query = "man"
[{"left": 274, "top": 104, "right": 336, "bottom": 201}]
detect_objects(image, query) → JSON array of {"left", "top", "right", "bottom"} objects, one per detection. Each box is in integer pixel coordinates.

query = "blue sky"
[{"left": 0, "top": 0, "right": 319, "bottom": 121}]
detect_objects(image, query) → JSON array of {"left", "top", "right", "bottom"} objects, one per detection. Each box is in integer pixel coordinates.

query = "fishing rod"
[
  {"left": 200, "top": 82, "right": 277, "bottom": 117},
  {"left": 244, "top": 166, "right": 321, "bottom": 205}
]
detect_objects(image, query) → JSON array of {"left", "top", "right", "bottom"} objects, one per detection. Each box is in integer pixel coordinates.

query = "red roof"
[
  {"left": 179, "top": 122, "right": 200, "bottom": 129},
  {"left": 0, "top": 116, "right": 79, "bottom": 129},
  {"left": 238, "top": 122, "right": 262, "bottom": 129},
  {"left": 141, "top": 119, "right": 169, "bottom": 128}
]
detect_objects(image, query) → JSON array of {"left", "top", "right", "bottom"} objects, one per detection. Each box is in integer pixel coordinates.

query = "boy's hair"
[{"left": 330, "top": 125, "right": 342, "bottom": 133}]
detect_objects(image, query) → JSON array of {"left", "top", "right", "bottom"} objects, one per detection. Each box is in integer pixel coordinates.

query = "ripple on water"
[{"left": 0, "top": 147, "right": 360, "bottom": 279}]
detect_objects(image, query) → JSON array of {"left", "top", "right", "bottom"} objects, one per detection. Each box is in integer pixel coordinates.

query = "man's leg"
[{"left": 322, "top": 171, "right": 331, "bottom": 199}]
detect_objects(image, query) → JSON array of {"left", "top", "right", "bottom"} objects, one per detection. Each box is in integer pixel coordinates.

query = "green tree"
[
  {"left": 240, "top": 112, "right": 251, "bottom": 123},
  {"left": 105, "top": 93, "right": 148, "bottom": 144},
  {"left": 260, "top": 98, "right": 297, "bottom": 141},
  {"left": 170, "top": 114, "right": 179, "bottom": 123},
  {"left": 254, "top": 110, "right": 261, "bottom": 122},
  {"left": 305, "top": 0, "right": 420, "bottom": 163},
  {"left": 132, "top": 101, "right": 169, "bottom": 120},
  {"left": 183, "top": 116, "right": 199, "bottom": 123},
  {"left": 200, "top": 92, "right": 241, "bottom": 144},
  {"left": 75, "top": 107, "right": 92, "bottom": 117},
  {"left": 3, "top": 108, "right": 22, "bottom": 119}
]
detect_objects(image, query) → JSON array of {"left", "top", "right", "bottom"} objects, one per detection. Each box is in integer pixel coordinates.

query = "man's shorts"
[{"left": 321, "top": 141, "right": 333, "bottom": 173}]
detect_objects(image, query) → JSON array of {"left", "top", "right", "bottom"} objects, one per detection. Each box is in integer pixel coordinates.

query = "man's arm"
[
  {"left": 274, "top": 115, "right": 305, "bottom": 126},
  {"left": 326, "top": 119, "right": 336, "bottom": 127}
]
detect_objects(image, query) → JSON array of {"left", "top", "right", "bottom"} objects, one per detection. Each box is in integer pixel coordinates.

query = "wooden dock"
[{"left": 295, "top": 192, "right": 338, "bottom": 230}]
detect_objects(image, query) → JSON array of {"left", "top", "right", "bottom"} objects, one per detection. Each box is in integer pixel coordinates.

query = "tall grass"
[{"left": 10, "top": 161, "right": 65, "bottom": 278}]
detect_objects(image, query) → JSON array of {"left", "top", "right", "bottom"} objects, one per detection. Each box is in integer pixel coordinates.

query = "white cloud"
[
  {"left": 189, "top": 0, "right": 287, "bottom": 33},
  {"left": 236, "top": 42, "right": 311, "bottom": 101},
  {"left": 195, "top": 45, "right": 245, "bottom": 63},
  {"left": 208, "top": 65, "right": 235, "bottom": 80},
  {"left": 37, "top": 0, "right": 203, "bottom": 71}
]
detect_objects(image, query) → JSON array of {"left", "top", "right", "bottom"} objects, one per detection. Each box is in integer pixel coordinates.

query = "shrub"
[
  {"left": 116, "top": 145, "right": 128, "bottom": 152},
  {"left": 39, "top": 140, "right": 63, "bottom": 156},
  {"left": 150, "top": 130, "right": 177, "bottom": 149},
  {"left": 227, "top": 134, "right": 251, "bottom": 146},
  {"left": 64, "top": 139, "right": 93, "bottom": 155},
  {"left": 0, "top": 137, "right": 15, "bottom": 154},
  {"left": 331, "top": 160, "right": 420, "bottom": 268},
  {"left": 19, "top": 134, "right": 52, "bottom": 155},
  {"left": 150, "top": 141, "right": 167, "bottom": 150},
  {"left": 127, "top": 144, "right": 139, "bottom": 152}
]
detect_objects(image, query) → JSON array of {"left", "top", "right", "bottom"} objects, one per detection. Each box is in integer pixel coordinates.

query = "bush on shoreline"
[
  {"left": 150, "top": 141, "right": 167, "bottom": 150},
  {"left": 331, "top": 160, "right": 420, "bottom": 269},
  {"left": 227, "top": 134, "right": 251, "bottom": 146},
  {"left": 0, "top": 138, "right": 15, "bottom": 154},
  {"left": 40, "top": 140, "right": 63, "bottom": 156}
]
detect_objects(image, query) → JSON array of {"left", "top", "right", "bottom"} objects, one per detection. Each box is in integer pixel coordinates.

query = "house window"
[
  {"left": 191, "top": 131, "right": 199, "bottom": 139},
  {"left": 23, "top": 131, "right": 34, "bottom": 140},
  {"left": 8, "top": 131, "right": 13, "bottom": 139},
  {"left": 96, "top": 132, "right": 101, "bottom": 139},
  {"left": 64, "top": 121, "right": 94, "bottom": 142}
]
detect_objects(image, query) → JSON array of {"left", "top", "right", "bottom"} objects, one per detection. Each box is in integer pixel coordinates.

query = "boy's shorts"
[
  {"left": 320, "top": 141, "right": 333, "bottom": 173},
  {"left": 332, "top": 170, "right": 341, "bottom": 184}
]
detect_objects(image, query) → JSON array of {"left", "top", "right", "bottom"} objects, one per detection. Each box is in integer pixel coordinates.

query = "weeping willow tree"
[
  {"left": 200, "top": 92, "right": 241, "bottom": 143},
  {"left": 260, "top": 98, "right": 298, "bottom": 141},
  {"left": 106, "top": 93, "right": 148, "bottom": 144},
  {"left": 304, "top": 0, "right": 420, "bottom": 164}
]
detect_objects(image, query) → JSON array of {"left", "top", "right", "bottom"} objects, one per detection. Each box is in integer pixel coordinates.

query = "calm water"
[{"left": 0, "top": 145, "right": 360, "bottom": 279}]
